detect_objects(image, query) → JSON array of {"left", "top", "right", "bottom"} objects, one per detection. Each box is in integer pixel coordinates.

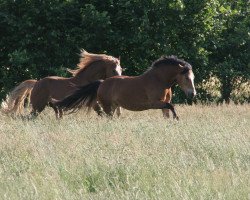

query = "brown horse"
[
  {"left": 54, "top": 56, "right": 196, "bottom": 119},
  {"left": 1, "top": 50, "right": 122, "bottom": 118}
]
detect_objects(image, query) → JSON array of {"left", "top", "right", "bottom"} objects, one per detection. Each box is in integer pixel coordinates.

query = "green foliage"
[{"left": 0, "top": 0, "right": 249, "bottom": 103}]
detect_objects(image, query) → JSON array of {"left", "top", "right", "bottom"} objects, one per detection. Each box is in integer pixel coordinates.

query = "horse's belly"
[
  {"left": 119, "top": 101, "right": 149, "bottom": 111},
  {"left": 115, "top": 90, "right": 150, "bottom": 111}
]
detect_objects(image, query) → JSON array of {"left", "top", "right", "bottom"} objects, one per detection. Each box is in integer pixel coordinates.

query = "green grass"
[{"left": 0, "top": 105, "right": 249, "bottom": 199}]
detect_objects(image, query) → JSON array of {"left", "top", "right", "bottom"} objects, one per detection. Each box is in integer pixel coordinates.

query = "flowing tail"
[
  {"left": 1, "top": 79, "right": 37, "bottom": 115},
  {"left": 53, "top": 80, "right": 103, "bottom": 113}
]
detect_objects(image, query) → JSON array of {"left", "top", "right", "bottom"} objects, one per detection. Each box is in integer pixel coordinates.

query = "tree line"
[{"left": 0, "top": 0, "right": 249, "bottom": 103}]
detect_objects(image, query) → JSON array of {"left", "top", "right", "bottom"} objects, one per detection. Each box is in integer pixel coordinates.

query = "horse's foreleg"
[
  {"left": 58, "top": 108, "right": 63, "bottom": 118},
  {"left": 151, "top": 101, "right": 179, "bottom": 120},
  {"left": 162, "top": 109, "right": 170, "bottom": 118},
  {"left": 164, "top": 103, "right": 179, "bottom": 120},
  {"left": 53, "top": 107, "right": 59, "bottom": 119},
  {"left": 116, "top": 107, "right": 122, "bottom": 117}
]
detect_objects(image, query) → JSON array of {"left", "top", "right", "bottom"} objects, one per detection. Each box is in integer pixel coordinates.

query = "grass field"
[{"left": 0, "top": 105, "right": 249, "bottom": 200}]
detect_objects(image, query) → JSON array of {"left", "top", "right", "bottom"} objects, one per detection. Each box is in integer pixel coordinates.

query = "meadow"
[{"left": 0, "top": 104, "right": 249, "bottom": 200}]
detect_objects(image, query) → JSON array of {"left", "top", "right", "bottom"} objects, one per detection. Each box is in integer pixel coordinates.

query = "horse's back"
[
  {"left": 43, "top": 76, "right": 68, "bottom": 80},
  {"left": 34, "top": 76, "right": 76, "bottom": 98},
  {"left": 98, "top": 76, "right": 138, "bottom": 98},
  {"left": 23, "top": 79, "right": 37, "bottom": 84}
]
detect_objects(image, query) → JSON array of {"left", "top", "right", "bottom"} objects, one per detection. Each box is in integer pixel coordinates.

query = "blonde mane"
[{"left": 68, "top": 49, "right": 118, "bottom": 76}]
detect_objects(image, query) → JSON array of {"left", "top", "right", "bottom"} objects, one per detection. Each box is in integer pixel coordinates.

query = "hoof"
[{"left": 173, "top": 115, "right": 179, "bottom": 120}]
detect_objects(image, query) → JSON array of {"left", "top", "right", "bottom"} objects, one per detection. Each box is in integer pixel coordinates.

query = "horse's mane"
[
  {"left": 151, "top": 55, "right": 192, "bottom": 70},
  {"left": 68, "top": 49, "right": 118, "bottom": 76}
]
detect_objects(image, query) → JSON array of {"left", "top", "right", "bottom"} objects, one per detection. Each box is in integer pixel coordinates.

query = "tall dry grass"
[{"left": 0, "top": 105, "right": 249, "bottom": 199}]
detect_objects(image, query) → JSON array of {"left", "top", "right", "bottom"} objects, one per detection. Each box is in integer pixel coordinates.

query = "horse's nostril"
[{"left": 188, "top": 92, "right": 195, "bottom": 98}]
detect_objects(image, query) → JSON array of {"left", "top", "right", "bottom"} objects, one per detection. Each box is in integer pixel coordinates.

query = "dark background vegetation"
[{"left": 0, "top": 0, "right": 249, "bottom": 103}]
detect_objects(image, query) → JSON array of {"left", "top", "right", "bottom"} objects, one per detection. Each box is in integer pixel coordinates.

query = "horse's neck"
[
  {"left": 71, "top": 64, "right": 105, "bottom": 85},
  {"left": 142, "top": 67, "right": 176, "bottom": 88}
]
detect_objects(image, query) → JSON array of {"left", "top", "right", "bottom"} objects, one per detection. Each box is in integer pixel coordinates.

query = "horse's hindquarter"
[
  {"left": 32, "top": 77, "right": 77, "bottom": 101},
  {"left": 45, "top": 77, "right": 80, "bottom": 100}
]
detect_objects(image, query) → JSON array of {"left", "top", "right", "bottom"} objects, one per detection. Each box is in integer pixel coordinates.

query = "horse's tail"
[
  {"left": 1, "top": 79, "right": 37, "bottom": 115},
  {"left": 53, "top": 80, "right": 103, "bottom": 113}
]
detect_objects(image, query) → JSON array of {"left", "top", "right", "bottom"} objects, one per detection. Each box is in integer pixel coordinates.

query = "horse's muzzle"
[{"left": 187, "top": 91, "right": 196, "bottom": 99}]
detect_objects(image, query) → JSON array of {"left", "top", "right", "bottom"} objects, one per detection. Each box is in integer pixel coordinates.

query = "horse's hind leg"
[
  {"left": 48, "top": 102, "right": 64, "bottom": 119},
  {"left": 29, "top": 101, "right": 47, "bottom": 118},
  {"left": 102, "top": 105, "right": 120, "bottom": 118},
  {"left": 93, "top": 102, "right": 104, "bottom": 116},
  {"left": 29, "top": 105, "right": 45, "bottom": 119},
  {"left": 30, "top": 85, "right": 49, "bottom": 118},
  {"left": 49, "top": 102, "right": 61, "bottom": 119},
  {"left": 102, "top": 104, "right": 115, "bottom": 118},
  {"left": 30, "top": 105, "right": 45, "bottom": 118}
]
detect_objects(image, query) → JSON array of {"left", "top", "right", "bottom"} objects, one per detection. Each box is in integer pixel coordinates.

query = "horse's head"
[
  {"left": 151, "top": 56, "right": 196, "bottom": 98},
  {"left": 175, "top": 64, "right": 196, "bottom": 98},
  {"left": 104, "top": 57, "right": 122, "bottom": 78},
  {"left": 71, "top": 50, "right": 122, "bottom": 81}
]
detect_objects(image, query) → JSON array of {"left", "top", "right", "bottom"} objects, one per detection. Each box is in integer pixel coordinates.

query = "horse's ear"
[
  {"left": 179, "top": 64, "right": 184, "bottom": 68},
  {"left": 66, "top": 68, "right": 72, "bottom": 73},
  {"left": 179, "top": 64, "right": 189, "bottom": 74},
  {"left": 118, "top": 56, "right": 121, "bottom": 61},
  {"left": 67, "top": 68, "right": 76, "bottom": 76}
]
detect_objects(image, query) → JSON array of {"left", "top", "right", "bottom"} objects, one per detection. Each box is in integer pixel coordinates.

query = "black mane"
[{"left": 151, "top": 55, "right": 192, "bottom": 70}]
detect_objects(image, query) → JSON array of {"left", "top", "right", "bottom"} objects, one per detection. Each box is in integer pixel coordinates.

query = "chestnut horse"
[
  {"left": 54, "top": 56, "right": 196, "bottom": 119},
  {"left": 1, "top": 50, "right": 122, "bottom": 118}
]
